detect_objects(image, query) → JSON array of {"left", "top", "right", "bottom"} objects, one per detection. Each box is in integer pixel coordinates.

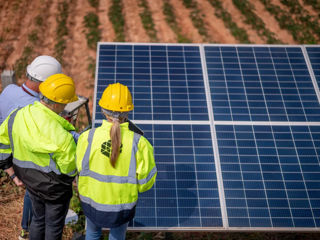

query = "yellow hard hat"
[
  {"left": 39, "top": 73, "right": 78, "bottom": 104},
  {"left": 99, "top": 83, "right": 134, "bottom": 112}
]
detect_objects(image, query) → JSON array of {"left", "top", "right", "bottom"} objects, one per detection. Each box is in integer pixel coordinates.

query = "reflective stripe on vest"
[
  {"left": 7, "top": 108, "right": 63, "bottom": 175},
  {"left": 80, "top": 128, "right": 141, "bottom": 182},
  {"left": 80, "top": 194, "right": 137, "bottom": 212}
]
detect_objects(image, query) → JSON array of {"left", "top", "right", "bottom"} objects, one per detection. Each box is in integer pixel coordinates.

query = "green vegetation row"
[
  {"left": 108, "top": 0, "right": 125, "bottom": 42},
  {"left": 55, "top": 0, "right": 70, "bottom": 64},
  {"left": 14, "top": 15, "right": 43, "bottom": 78},
  {"left": 259, "top": 0, "right": 317, "bottom": 43},
  {"left": 232, "top": 0, "right": 282, "bottom": 44},
  {"left": 138, "top": 0, "right": 158, "bottom": 42},
  {"left": 302, "top": 0, "right": 320, "bottom": 14},
  {"left": 279, "top": 0, "right": 320, "bottom": 41},
  {"left": 88, "top": 0, "right": 99, "bottom": 8},
  {"left": 182, "top": 0, "right": 210, "bottom": 42},
  {"left": 83, "top": 12, "right": 101, "bottom": 49},
  {"left": 162, "top": 0, "right": 191, "bottom": 43},
  {"left": 207, "top": 0, "right": 251, "bottom": 43}
]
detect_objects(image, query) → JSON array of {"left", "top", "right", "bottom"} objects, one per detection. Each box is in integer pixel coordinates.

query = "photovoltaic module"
[{"left": 93, "top": 43, "right": 320, "bottom": 230}]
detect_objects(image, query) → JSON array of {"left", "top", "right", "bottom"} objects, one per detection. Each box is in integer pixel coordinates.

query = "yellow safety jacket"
[
  {"left": 76, "top": 120, "right": 157, "bottom": 227},
  {"left": 0, "top": 101, "right": 77, "bottom": 201}
]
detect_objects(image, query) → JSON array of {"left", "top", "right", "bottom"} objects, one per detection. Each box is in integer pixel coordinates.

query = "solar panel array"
[{"left": 93, "top": 43, "right": 320, "bottom": 230}]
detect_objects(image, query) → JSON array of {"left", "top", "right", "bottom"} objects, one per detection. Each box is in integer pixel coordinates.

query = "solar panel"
[
  {"left": 96, "top": 45, "right": 208, "bottom": 121},
  {"left": 205, "top": 46, "right": 320, "bottom": 122},
  {"left": 93, "top": 43, "right": 320, "bottom": 231}
]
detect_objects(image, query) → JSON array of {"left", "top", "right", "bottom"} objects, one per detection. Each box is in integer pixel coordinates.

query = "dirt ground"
[{"left": 0, "top": 0, "right": 319, "bottom": 239}]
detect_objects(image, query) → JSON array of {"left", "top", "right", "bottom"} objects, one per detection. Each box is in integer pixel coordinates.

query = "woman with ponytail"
[{"left": 76, "top": 83, "right": 157, "bottom": 240}]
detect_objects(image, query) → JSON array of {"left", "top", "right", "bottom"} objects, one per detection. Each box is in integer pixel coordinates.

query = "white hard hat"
[{"left": 26, "top": 55, "right": 62, "bottom": 82}]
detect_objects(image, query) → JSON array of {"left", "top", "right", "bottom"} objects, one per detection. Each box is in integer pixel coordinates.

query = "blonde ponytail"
[{"left": 109, "top": 118, "right": 121, "bottom": 168}]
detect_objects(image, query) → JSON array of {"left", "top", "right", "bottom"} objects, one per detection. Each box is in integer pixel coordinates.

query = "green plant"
[
  {"left": 35, "top": 15, "right": 43, "bottom": 26},
  {"left": 83, "top": 12, "right": 101, "bottom": 49},
  {"left": 303, "top": 0, "right": 320, "bottom": 14},
  {"left": 182, "top": 0, "right": 210, "bottom": 42},
  {"left": 138, "top": 0, "right": 158, "bottom": 42},
  {"left": 259, "top": 0, "right": 317, "bottom": 43},
  {"left": 14, "top": 46, "right": 33, "bottom": 78},
  {"left": 108, "top": 0, "right": 125, "bottom": 42},
  {"left": 87, "top": 56, "right": 96, "bottom": 79},
  {"left": 28, "top": 30, "right": 38, "bottom": 44},
  {"left": 280, "top": 0, "right": 320, "bottom": 40},
  {"left": 232, "top": 0, "right": 282, "bottom": 44},
  {"left": 163, "top": 0, "right": 191, "bottom": 43},
  {"left": 88, "top": 0, "right": 99, "bottom": 8},
  {"left": 68, "top": 188, "right": 86, "bottom": 233},
  {"left": 55, "top": 0, "right": 69, "bottom": 63},
  {"left": 207, "top": 0, "right": 251, "bottom": 43}
]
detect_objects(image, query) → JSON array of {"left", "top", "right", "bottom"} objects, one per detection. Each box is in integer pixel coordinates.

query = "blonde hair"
[
  {"left": 109, "top": 117, "right": 121, "bottom": 168},
  {"left": 103, "top": 109, "right": 128, "bottom": 168}
]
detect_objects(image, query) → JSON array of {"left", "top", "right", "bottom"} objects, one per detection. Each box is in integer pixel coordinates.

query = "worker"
[
  {"left": 0, "top": 73, "right": 78, "bottom": 240},
  {"left": 0, "top": 55, "right": 62, "bottom": 240},
  {"left": 76, "top": 83, "right": 157, "bottom": 240}
]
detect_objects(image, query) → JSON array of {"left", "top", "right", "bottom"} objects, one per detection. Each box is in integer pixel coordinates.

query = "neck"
[
  {"left": 25, "top": 79, "right": 40, "bottom": 93},
  {"left": 40, "top": 100, "right": 59, "bottom": 114}
]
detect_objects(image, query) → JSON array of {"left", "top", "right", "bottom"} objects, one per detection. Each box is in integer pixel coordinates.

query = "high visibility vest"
[
  {"left": 76, "top": 120, "right": 157, "bottom": 227},
  {"left": 0, "top": 101, "right": 77, "bottom": 176}
]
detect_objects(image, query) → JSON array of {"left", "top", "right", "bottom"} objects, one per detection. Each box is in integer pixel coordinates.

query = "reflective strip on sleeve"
[
  {"left": 137, "top": 166, "right": 157, "bottom": 185},
  {"left": 0, "top": 153, "right": 11, "bottom": 161},
  {"left": 81, "top": 128, "right": 96, "bottom": 175},
  {"left": 7, "top": 108, "right": 20, "bottom": 154},
  {"left": 66, "top": 168, "right": 77, "bottom": 176},
  {"left": 80, "top": 194, "right": 137, "bottom": 212},
  {"left": 0, "top": 143, "right": 10, "bottom": 149},
  {"left": 128, "top": 133, "right": 140, "bottom": 179}
]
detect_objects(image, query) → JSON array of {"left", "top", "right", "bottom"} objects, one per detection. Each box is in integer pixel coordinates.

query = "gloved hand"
[{"left": 70, "top": 131, "right": 80, "bottom": 144}]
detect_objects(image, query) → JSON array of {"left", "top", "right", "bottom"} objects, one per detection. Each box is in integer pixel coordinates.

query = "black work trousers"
[{"left": 28, "top": 191, "right": 70, "bottom": 240}]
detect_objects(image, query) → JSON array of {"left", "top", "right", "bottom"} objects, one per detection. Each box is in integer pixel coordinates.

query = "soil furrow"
[
  {"left": 99, "top": 0, "right": 116, "bottom": 42},
  {"left": 222, "top": 0, "right": 264, "bottom": 44},
  {"left": 146, "top": 0, "right": 176, "bottom": 42},
  {"left": 169, "top": 0, "right": 203, "bottom": 43},
  {"left": 64, "top": 0, "right": 96, "bottom": 102},
  {"left": 123, "top": 0, "right": 149, "bottom": 42},
  {"left": 251, "top": 0, "right": 296, "bottom": 44},
  {"left": 197, "top": 0, "right": 237, "bottom": 43}
]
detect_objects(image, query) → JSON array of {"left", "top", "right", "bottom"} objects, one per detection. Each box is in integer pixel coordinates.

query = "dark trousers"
[
  {"left": 21, "top": 190, "right": 33, "bottom": 231},
  {"left": 28, "top": 191, "right": 70, "bottom": 240}
]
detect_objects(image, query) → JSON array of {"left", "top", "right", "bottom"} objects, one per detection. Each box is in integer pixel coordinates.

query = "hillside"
[
  {"left": 1, "top": 0, "right": 320, "bottom": 110},
  {"left": 1, "top": 0, "right": 320, "bottom": 239}
]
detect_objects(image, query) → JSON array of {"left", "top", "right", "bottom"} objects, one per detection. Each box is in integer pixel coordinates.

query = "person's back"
[
  {"left": 0, "top": 55, "right": 62, "bottom": 240},
  {"left": 1, "top": 101, "right": 77, "bottom": 200},
  {"left": 76, "top": 83, "right": 156, "bottom": 240},
  {"left": 0, "top": 73, "right": 78, "bottom": 240}
]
